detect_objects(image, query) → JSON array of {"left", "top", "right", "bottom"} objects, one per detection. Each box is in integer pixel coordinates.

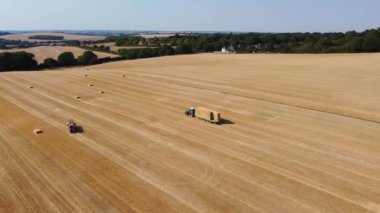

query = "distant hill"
[
  {"left": 0, "top": 31, "right": 10, "bottom": 36},
  {"left": 0, "top": 32, "right": 106, "bottom": 42}
]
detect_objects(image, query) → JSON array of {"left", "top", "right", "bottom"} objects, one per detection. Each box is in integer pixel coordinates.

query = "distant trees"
[
  {"left": 118, "top": 49, "right": 139, "bottom": 59},
  {"left": 29, "top": 35, "right": 64, "bottom": 40},
  {"left": 362, "top": 30, "right": 380, "bottom": 52},
  {"left": 57, "top": 52, "right": 76, "bottom": 66},
  {"left": 77, "top": 51, "right": 98, "bottom": 65},
  {"left": 41, "top": 58, "right": 59, "bottom": 68},
  {"left": 86, "top": 45, "right": 111, "bottom": 53},
  {"left": 107, "top": 28, "right": 380, "bottom": 54},
  {"left": 158, "top": 45, "right": 175, "bottom": 56},
  {"left": 0, "top": 52, "right": 38, "bottom": 71},
  {"left": 2, "top": 28, "right": 380, "bottom": 72},
  {"left": 64, "top": 40, "right": 81, "bottom": 47},
  {"left": 118, "top": 48, "right": 154, "bottom": 60},
  {"left": 46, "top": 50, "right": 119, "bottom": 68},
  {"left": 118, "top": 45, "right": 176, "bottom": 60},
  {"left": 0, "top": 49, "right": 123, "bottom": 72},
  {"left": 175, "top": 43, "right": 193, "bottom": 54},
  {"left": 0, "top": 38, "right": 80, "bottom": 50},
  {"left": 114, "top": 36, "right": 145, "bottom": 46}
]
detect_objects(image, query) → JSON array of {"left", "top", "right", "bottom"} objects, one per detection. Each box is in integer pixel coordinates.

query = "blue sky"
[{"left": 1, "top": 0, "right": 379, "bottom": 32}]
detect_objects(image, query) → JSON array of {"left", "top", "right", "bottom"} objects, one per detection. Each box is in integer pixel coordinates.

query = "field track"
[{"left": 0, "top": 53, "right": 380, "bottom": 212}]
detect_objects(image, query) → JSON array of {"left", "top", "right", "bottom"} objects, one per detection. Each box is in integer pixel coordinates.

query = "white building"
[{"left": 221, "top": 46, "right": 236, "bottom": 54}]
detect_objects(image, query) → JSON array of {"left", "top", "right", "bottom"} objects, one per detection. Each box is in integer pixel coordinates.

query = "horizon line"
[{"left": 2, "top": 28, "right": 380, "bottom": 34}]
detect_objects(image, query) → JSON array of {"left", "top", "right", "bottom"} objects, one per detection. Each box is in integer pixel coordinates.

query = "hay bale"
[
  {"left": 88, "top": 84, "right": 94, "bottom": 87},
  {"left": 99, "top": 91, "right": 105, "bottom": 94},
  {"left": 75, "top": 96, "right": 81, "bottom": 99},
  {"left": 29, "top": 86, "right": 34, "bottom": 89},
  {"left": 195, "top": 107, "right": 221, "bottom": 124},
  {"left": 121, "top": 74, "right": 126, "bottom": 78},
  {"left": 33, "top": 129, "right": 43, "bottom": 134},
  {"left": 84, "top": 74, "right": 88, "bottom": 77}
]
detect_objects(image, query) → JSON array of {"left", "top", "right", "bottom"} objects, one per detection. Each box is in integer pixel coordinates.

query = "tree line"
[
  {"left": 0, "top": 39, "right": 81, "bottom": 50},
  {"left": 106, "top": 36, "right": 148, "bottom": 46},
  {"left": 117, "top": 45, "right": 175, "bottom": 59},
  {"left": 0, "top": 52, "right": 38, "bottom": 71},
  {"left": 107, "top": 28, "right": 380, "bottom": 53},
  {"left": 85, "top": 44, "right": 112, "bottom": 53},
  {"left": 0, "top": 51, "right": 121, "bottom": 72},
  {"left": 29, "top": 35, "right": 65, "bottom": 40}
]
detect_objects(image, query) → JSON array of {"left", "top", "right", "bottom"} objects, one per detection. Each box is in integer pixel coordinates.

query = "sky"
[{"left": 0, "top": 0, "right": 379, "bottom": 32}]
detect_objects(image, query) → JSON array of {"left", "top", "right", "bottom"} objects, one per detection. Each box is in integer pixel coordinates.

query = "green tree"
[
  {"left": 118, "top": 49, "right": 139, "bottom": 59},
  {"left": 138, "top": 48, "right": 157, "bottom": 58},
  {"left": 175, "top": 43, "right": 193, "bottom": 54},
  {"left": 315, "top": 38, "right": 332, "bottom": 52},
  {"left": 158, "top": 45, "right": 175, "bottom": 55},
  {"left": 263, "top": 43, "right": 274, "bottom": 52},
  {"left": 362, "top": 31, "right": 380, "bottom": 52},
  {"left": 0, "top": 51, "right": 37, "bottom": 71},
  {"left": 58, "top": 52, "right": 76, "bottom": 66},
  {"left": 77, "top": 51, "right": 98, "bottom": 65},
  {"left": 42, "top": 58, "right": 59, "bottom": 68},
  {"left": 344, "top": 37, "right": 363, "bottom": 52},
  {"left": 106, "top": 29, "right": 380, "bottom": 54}
]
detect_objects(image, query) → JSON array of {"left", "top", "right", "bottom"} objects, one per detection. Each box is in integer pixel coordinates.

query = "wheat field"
[{"left": 0, "top": 53, "right": 379, "bottom": 212}]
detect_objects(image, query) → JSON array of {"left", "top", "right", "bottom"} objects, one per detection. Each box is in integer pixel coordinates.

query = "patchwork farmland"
[{"left": 0, "top": 53, "right": 380, "bottom": 212}]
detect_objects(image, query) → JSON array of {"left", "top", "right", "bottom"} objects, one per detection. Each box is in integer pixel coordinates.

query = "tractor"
[{"left": 66, "top": 120, "right": 80, "bottom": 134}]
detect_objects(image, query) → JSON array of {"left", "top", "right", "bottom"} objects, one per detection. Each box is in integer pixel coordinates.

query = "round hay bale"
[
  {"left": 99, "top": 91, "right": 105, "bottom": 94},
  {"left": 75, "top": 96, "right": 81, "bottom": 99},
  {"left": 88, "top": 84, "right": 94, "bottom": 87}
]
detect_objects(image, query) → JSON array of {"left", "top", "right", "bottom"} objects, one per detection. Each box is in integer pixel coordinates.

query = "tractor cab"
[
  {"left": 185, "top": 107, "right": 196, "bottom": 117},
  {"left": 66, "top": 120, "right": 79, "bottom": 134}
]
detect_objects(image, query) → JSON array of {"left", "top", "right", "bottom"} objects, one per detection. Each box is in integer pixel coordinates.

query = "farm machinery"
[
  {"left": 66, "top": 120, "right": 81, "bottom": 134},
  {"left": 185, "top": 107, "right": 221, "bottom": 124}
]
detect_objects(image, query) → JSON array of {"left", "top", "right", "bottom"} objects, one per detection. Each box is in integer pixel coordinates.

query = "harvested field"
[
  {"left": 0, "top": 32, "right": 106, "bottom": 42},
  {"left": 0, "top": 53, "right": 380, "bottom": 212},
  {"left": 0, "top": 46, "right": 118, "bottom": 64},
  {"left": 86, "top": 42, "right": 152, "bottom": 52}
]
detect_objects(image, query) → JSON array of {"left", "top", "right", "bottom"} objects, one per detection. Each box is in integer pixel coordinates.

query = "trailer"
[{"left": 185, "top": 107, "right": 221, "bottom": 124}]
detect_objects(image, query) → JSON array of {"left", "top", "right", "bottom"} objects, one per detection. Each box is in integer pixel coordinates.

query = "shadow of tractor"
[{"left": 218, "top": 119, "right": 235, "bottom": 125}]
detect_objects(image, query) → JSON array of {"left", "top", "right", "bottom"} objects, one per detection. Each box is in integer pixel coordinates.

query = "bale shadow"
[
  {"left": 218, "top": 119, "right": 235, "bottom": 125},
  {"left": 76, "top": 126, "right": 85, "bottom": 133}
]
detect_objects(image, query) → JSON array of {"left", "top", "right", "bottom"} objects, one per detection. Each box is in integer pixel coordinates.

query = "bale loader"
[{"left": 185, "top": 107, "right": 221, "bottom": 124}]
